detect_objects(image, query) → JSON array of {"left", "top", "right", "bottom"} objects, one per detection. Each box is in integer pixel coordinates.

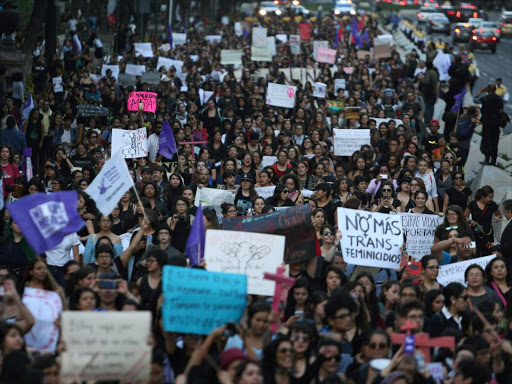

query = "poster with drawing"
[
  {"left": 112, "top": 128, "right": 149, "bottom": 159},
  {"left": 205, "top": 230, "right": 285, "bottom": 296},
  {"left": 194, "top": 188, "right": 235, "bottom": 214}
]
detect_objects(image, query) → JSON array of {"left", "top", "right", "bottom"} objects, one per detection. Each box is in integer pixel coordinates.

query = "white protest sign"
[
  {"left": 157, "top": 57, "right": 183, "bottom": 73},
  {"left": 370, "top": 117, "right": 405, "bottom": 128},
  {"left": 337, "top": 207, "right": 404, "bottom": 269},
  {"left": 437, "top": 255, "right": 495, "bottom": 287},
  {"left": 221, "top": 50, "right": 243, "bottom": 65},
  {"left": 134, "top": 42, "right": 154, "bottom": 57},
  {"left": 276, "top": 34, "right": 288, "bottom": 43},
  {"left": 235, "top": 22, "right": 243, "bottom": 36},
  {"left": 266, "top": 83, "right": 296, "bottom": 109},
  {"left": 101, "top": 64, "right": 119, "bottom": 80},
  {"left": 22, "top": 287, "right": 62, "bottom": 353},
  {"left": 85, "top": 151, "right": 135, "bottom": 217},
  {"left": 334, "top": 79, "right": 346, "bottom": 93},
  {"left": 267, "top": 36, "right": 276, "bottom": 56},
  {"left": 255, "top": 186, "right": 276, "bottom": 200},
  {"left": 206, "top": 230, "right": 285, "bottom": 296},
  {"left": 312, "top": 40, "right": 328, "bottom": 58},
  {"left": 427, "top": 363, "right": 444, "bottom": 383},
  {"left": 59, "top": 312, "right": 151, "bottom": 383},
  {"left": 313, "top": 82, "right": 327, "bottom": 98},
  {"left": 290, "top": 34, "right": 301, "bottom": 55},
  {"left": 316, "top": 47, "right": 336, "bottom": 64},
  {"left": 199, "top": 89, "right": 215, "bottom": 106},
  {"left": 112, "top": 128, "right": 149, "bottom": 159},
  {"left": 261, "top": 156, "right": 278, "bottom": 168},
  {"left": 195, "top": 187, "right": 235, "bottom": 215},
  {"left": 205, "top": 35, "right": 222, "bottom": 44},
  {"left": 400, "top": 213, "right": 444, "bottom": 260},
  {"left": 333, "top": 128, "right": 371, "bottom": 156},
  {"left": 52, "top": 77, "right": 63, "bottom": 93},
  {"left": 173, "top": 32, "right": 187, "bottom": 46},
  {"left": 252, "top": 27, "right": 267, "bottom": 47},
  {"left": 251, "top": 46, "right": 272, "bottom": 62},
  {"left": 125, "top": 64, "right": 146, "bottom": 76},
  {"left": 302, "top": 189, "right": 315, "bottom": 198}
]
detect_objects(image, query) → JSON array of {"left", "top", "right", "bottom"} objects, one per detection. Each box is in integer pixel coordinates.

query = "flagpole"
[
  {"left": 132, "top": 186, "right": 148, "bottom": 219},
  {"left": 453, "top": 110, "right": 460, "bottom": 136}
]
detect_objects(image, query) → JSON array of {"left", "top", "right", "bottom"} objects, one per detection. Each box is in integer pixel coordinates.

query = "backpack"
[
  {"left": 456, "top": 116, "right": 472, "bottom": 138},
  {"left": 384, "top": 105, "right": 395, "bottom": 118}
]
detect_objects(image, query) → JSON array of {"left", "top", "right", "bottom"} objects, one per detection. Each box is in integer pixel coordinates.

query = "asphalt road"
[{"left": 399, "top": 10, "right": 512, "bottom": 114}]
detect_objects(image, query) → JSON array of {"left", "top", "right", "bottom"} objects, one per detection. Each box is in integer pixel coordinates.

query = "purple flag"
[
  {"left": 243, "top": 27, "right": 249, "bottom": 38},
  {"left": 361, "top": 30, "right": 370, "bottom": 45},
  {"left": 450, "top": 87, "right": 467, "bottom": 113},
  {"left": 159, "top": 118, "right": 178, "bottom": 159},
  {"left": 168, "top": 23, "right": 173, "bottom": 49},
  {"left": 186, "top": 203, "right": 205, "bottom": 266},
  {"left": 7, "top": 191, "right": 84, "bottom": 254},
  {"left": 351, "top": 16, "right": 362, "bottom": 48}
]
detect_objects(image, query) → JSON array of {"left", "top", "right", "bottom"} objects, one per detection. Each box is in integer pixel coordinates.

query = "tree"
[{"left": 20, "top": 0, "right": 47, "bottom": 83}]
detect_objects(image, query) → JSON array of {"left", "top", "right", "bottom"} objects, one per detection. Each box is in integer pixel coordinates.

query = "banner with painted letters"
[
  {"left": 111, "top": 128, "right": 149, "bottom": 159},
  {"left": 266, "top": 83, "right": 296, "bottom": 109},
  {"left": 400, "top": 213, "right": 444, "bottom": 260},
  {"left": 333, "top": 129, "right": 371, "bottom": 156},
  {"left": 437, "top": 255, "right": 495, "bottom": 287}
]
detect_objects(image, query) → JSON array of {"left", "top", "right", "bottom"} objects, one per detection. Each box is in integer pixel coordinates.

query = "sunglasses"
[
  {"left": 291, "top": 335, "right": 310, "bottom": 342},
  {"left": 90, "top": 135, "right": 98, "bottom": 138},
  {"left": 277, "top": 347, "right": 295, "bottom": 354},
  {"left": 320, "top": 354, "right": 341, "bottom": 362},
  {"left": 323, "top": 232, "right": 334, "bottom": 236},
  {"left": 369, "top": 342, "right": 388, "bottom": 350},
  {"left": 282, "top": 190, "right": 289, "bottom": 194},
  {"left": 382, "top": 189, "right": 392, "bottom": 192},
  {"left": 454, "top": 176, "right": 464, "bottom": 180}
]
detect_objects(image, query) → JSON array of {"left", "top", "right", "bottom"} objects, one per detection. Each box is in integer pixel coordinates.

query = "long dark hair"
[
  {"left": 22, "top": 259, "right": 54, "bottom": 291},
  {"left": 284, "top": 277, "right": 311, "bottom": 321}
]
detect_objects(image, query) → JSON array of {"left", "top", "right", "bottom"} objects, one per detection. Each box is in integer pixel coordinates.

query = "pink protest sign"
[
  {"left": 316, "top": 47, "right": 336, "bottom": 64},
  {"left": 127, "top": 92, "right": 157, "bottom": 113}
]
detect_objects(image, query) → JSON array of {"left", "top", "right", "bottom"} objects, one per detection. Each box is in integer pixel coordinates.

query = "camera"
[
  {"left": 223, "top": 322, "right": 237, "bottom": 338},
  {"left": 99, "top": 280, "right": 117, "bottom": 290},
  {"left": 178, "top": 215, "right": 186, "bottom": 222}
]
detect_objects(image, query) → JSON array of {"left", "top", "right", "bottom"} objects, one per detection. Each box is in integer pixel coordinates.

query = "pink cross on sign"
[{"left": 264, "top": 266, "right": 296, "bottom": 333}]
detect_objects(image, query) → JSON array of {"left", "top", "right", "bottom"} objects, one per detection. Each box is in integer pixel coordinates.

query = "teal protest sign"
[{"left": 162, "top": 266, "right": 247, "bottom": 334}]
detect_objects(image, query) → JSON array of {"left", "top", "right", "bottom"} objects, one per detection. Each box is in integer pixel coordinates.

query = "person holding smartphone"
[{"left": 371, "top": 181, "right": 401, "bottom": 213}]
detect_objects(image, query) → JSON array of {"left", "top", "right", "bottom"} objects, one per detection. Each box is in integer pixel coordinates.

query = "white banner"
[
  {"left": 333, "top": 129, "right": 371, "bottom": 156},
  {"left": 125, "top": 64, "right": 146, "bottom": 76},
  {"left": 195, "top": 187, "right": 235, "bottom": 215},
  {"left": 85, "top": 151, "right": 134, "bottom": 217},
  {"left": 276, "top": 34, "right": 288, "bottom": 43},
  {"left": 437, "top": 255, "right": 495, "bottom": 287},
  {"left": 205, "top": 35, "right": 222, "bottom": 44},
  {"left": 134, "top": 42, "right": 154, "bottom": 58},
  {"left": 157, "top": 57, "right": 183, "bottom": 73},
  {"left": 173, "top": 32, "right": 187, "bottom": 46},
  {"left": 60, "top": 312, "right": 151, "bottom": 383},
  {"left": 370, "top": 117, "right": 404, "bottom": 128},
  {"left": 289, "top": 34, "right": 301, "bottom": 55},
  {"left": 316, "top": 47, "right": 336, "bottom": 64},
  {"left": 252, "top": 27, "right": 268, "bottom": 47},
  {"left": 337, "top": 207, "right": 404, "bottom": 269},
  {"left": 112, "top": 128, "right": 148, "bottom": 159},
  {"left": 22, "top": 287, "right": 62, "bottom": 353},
  {"left": 234, "top": 22, "right": 243, "bottom": 36},
  {"left": 101, "top": 64, "right": 119, "bottom": 80},
  {"left": 313, "top": 82, "right": 327, "bottom": 98},
  {"left": 267, "top": 36, "right": 276, "bottom": 56},
  {"left": 255, "top": 186, "right": 276, "bottom": 200},
  {"left": 400, "top": 213, "right": 444, "bottom": 260},
  {"left": 261, "top": 156, "right": 278, "bottom": 168},
  {"left": 206, "top": 230, "right": 285, "bottom": 296},
  {"left": 312, "top": 40, "right": 328, "bottom": 58},
  {"left": 221, "top": 50, "right": 243, "bottom": 65},
  {"left": 251, "top": 46, "right": 272, "bottom": 62},
  {"left": 266, "top": 83, "right": 296, "bottom": 109}
]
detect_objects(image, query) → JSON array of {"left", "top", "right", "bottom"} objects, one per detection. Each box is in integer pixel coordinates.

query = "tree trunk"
[{"left": 20, "top": 0, "right": 47, "bottom": 84}]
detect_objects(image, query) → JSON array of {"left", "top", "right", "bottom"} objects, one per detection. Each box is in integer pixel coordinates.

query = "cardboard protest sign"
[
  {"left": 333, "top": 129, "right": 371, "bottom": 156},
  {"left": 22, "top": 287, "right": 62, "bottom": 353},
  {"left": 266, "top": 83, "right": 296, "bottom": 109},
  {"left": 334, "top": 79, "right": 346, "bottom": 93},
  {"left": 59, "top": 312, "right": 151, "bottom": 383},
  {"left": 299, "top": 23, "right": 311, "bottom": 40},
  {"left": 194, "top": 187, "right": 235, "bottom": 215},
  {"left": 101, "top": 64, "right": 119, "bottom": 80},
  {"left": 437, "top": 255, "right": 495, "bottom": 287},
  {"left": 127, "top": 92, "right": 157, "bottom": 113},
  {"left": 162, "top": 266, "right": 247, "bottom": 334},
  {"left": 134, "top": 42, "right": 153, "bottom": 57},
  {"left": 337, "top": 208, "right": 404, "bottom": 269},
  {"left": 125, "top": 64, "right": 146, "bottom": 76},
  {"left": 313, "top": 82, "right": 327, "bottom": 98},
  {"left": 221, "top": 50, "right": 243, "bottom": 65},
  {"left": 77, "top": 104, "right": 109, "bottom": 117},
  {"left": 117, "top": 73, "right": 137, "bottom": 88},
  {"left": 255, "top": 186, "right": 276, "bottom": 200},
  {"left": 316, "top": 47, "right": 336, "bottom": 64},
  {"left": 173, "top": 32, "right": 187, "bottom": 46},
  {"left": 252, "top": 27, "right": 268, "bottom": 47},
  {"left": 206, "top": 230, "right": 285, "bottom": 296},
  {"left": 345, "top": 106, "right": 361, "bottom": 119},
  {"left": 112, "top": 128, "right": 149, "bottom": 159},
  {"left": 223, "top": 205, "right": 316, "bottom": 264},
  {"left": 400, "top": 213, "right": 444, "bottom": 260},
  {"left": 289, "top": 34, "right": 301, "bottom": 54},
  {"left": 141, "top": 72, "right": 160, "bottom": 85},
  {"left": 251, "top": 46, "right": 272, "bottom": 62},
  {"left": 357, "top": 50, "right": 372, "bottom": 60},
  {"left": 374, "top": 38, "right": 391, "bottom": 59}
]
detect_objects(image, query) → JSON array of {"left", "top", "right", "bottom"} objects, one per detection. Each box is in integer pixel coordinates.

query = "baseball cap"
[
  {"left": 240, "top": 173, "right": 254, "bottom": 183},
  {"left": 220, "top": 348, "right": 248, "bottom": 370},
  {"left": 141, "top": 166, "right": 152, "bottom": 173}
]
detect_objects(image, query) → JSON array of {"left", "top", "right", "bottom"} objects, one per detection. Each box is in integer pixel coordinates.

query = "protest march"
[{"left": 0, "top": 0, "right": 512, "bottom": 383}]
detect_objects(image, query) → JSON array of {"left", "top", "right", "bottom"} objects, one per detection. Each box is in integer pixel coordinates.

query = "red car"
[{"left": 470, "top": 29, "right": 498, "bottom": 53}]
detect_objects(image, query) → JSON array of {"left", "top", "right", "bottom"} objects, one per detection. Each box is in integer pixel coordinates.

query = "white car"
[
  {"left": 333, "top": 2, "right": 356, "bottom": 16},
  {"left": 468, "top": 18, "right": 484, "bottom": 29},
  {"left": 258, "top": 1, "right": 282, "bottom": 16},
  {"left": 283, "top": 4, "right": 311, "bottom": 15}
]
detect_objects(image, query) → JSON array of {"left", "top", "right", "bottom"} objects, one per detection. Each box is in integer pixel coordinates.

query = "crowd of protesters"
[{"left": 0, "top": 3, "right": 511, "bottom": 384}]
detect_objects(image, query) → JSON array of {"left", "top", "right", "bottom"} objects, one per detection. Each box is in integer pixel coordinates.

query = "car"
[
  {"left": 467, "top": 17, "right": 484, "bottom": 28},
  {"left": 283, "top": 4, "right": 311, "bottom": 15},
  {"left": 427, "top": 13, "right": 450, "bottom": 34},
  {"left": 333, "top": 2, "right": 356, "bottom": 16},
  {"left": 454, "top": 3, "right": 485, "bottom": 22},
  {"left": 499, "top": 11, "right": 512, "bottom": 35},
  {"left": 470, "top": 29, "right": 498, "bottom": 53},
  {"left": 257, "top": 1, "right": 282, "bottom": 16},
  {"left": 417, "top": 6, "right": 438, "bottom": 23},
  {"left": 452, "top": 22, "right": 473, "bottom": 43},
  {"left": 440, "top": 4, "right": 456, "bottom": 22},
  {"left": 481, "top": 21, "right": 501, "bottom": 38}
]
